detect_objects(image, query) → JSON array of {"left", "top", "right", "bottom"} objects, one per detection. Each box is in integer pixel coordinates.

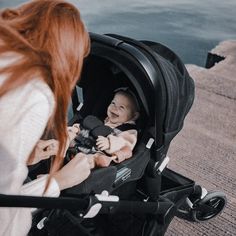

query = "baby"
[{"left": 68, "top": 87, "right": 140, "bottom": 168}]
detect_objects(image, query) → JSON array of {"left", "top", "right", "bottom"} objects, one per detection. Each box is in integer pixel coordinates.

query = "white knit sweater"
[{"left": 0, "top": 54, "right": 60, "bottom": 236}]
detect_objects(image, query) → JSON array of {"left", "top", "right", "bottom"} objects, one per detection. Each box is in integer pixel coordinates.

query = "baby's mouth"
[{"left": 110, "top": 112, "right": 119, "bottom": 118}]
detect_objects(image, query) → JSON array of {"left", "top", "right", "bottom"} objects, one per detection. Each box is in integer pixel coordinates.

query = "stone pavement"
[{"left": 165, "top": 40, "right": 236, "bottom": 236}]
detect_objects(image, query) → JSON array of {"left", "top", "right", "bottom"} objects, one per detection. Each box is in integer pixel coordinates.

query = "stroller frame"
[{"left": 0, "top": 33, "right": 227, "bottom": 236}]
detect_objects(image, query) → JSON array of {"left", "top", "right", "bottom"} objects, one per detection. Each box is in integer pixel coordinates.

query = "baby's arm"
[
  {"left": 93, "top": 129, "right": 137, "bottom": 167},
  {"left": 94, "top": 141, "right": 134, "bottom": 167},
  {"left": 112, "top": 145, "right": 133, "bottom": 163},
  {"left": 105, "top": 129, "right": 138, "bottom": 154}
]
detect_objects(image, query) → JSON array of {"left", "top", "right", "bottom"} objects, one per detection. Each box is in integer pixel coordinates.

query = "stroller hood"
[{"left": 79, "top": 33, "right": 195, "bottom": 155}]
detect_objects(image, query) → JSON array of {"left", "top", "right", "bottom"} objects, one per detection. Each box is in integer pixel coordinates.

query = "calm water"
[{"left": 1, "top": 0, "right": 236, "bottom": 66}]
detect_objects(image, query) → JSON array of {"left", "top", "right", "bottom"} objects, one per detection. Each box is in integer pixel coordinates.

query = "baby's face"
[{"left": 107, "top": 94, "right": 134, "bottom": 124}]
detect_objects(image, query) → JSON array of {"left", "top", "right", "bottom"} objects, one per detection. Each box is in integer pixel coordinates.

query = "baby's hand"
[
  {"left": 96, "top": 136, "right": 110, "bottom": 151},
  {"left": 72, "top": 123, "right": 80, "bottom": 133},
  {"left": 67, "top": 123, "right": 80, "bottom": 142}
]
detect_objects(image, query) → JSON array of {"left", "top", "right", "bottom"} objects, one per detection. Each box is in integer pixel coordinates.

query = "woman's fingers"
[
  {"left": 37, "top": 139, "right": 58, "bottom": 149},
  {"left": 28, "top": 139, "right": 59, "bottom": 165}
]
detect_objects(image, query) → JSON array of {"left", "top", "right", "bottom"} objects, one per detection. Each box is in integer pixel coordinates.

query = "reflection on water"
[{"left": 1, "top": 0, "right": 236, "bottom": 66}]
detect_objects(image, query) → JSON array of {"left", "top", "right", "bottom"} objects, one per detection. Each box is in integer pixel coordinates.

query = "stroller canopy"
[{"left": 78, "top": 33, "right": 195, "bottom": 155}]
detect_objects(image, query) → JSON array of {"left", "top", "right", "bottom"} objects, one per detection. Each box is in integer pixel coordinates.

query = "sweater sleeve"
[
  {"left": 0, "top": 79, "right": 59, "bottom": 236},
  {"left": 21, "top": 175, "right": 60, "bottom": 197},
  {"left": 0, "top": 80, "right": 59, "bottom": 196},
  {"left": 105, "top": 129, "right": 138, "bottom": 154}
]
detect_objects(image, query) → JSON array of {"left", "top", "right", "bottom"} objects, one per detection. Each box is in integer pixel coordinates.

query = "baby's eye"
[
  {"left": 111, "top": 101, "right": 115, "bottom": 105},
  {"left": 120, "top": 106, "right": 125, "bottom": 110}
]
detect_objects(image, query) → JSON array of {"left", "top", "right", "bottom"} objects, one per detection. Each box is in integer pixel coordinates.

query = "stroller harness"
[{"left": 71, "top": 115, "right": 137, "bottom": 155}]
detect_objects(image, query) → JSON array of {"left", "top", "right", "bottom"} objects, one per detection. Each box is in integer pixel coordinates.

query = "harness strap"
[{"left": 116, "top": 123, "right": 137, "bottom": 132}]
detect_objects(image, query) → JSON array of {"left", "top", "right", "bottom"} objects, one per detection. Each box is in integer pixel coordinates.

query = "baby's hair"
[{"left": 114, "top": 87, "right": 140, "bottom": 114}]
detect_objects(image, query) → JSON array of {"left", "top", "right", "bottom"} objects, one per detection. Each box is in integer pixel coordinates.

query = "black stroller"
[{"left": 0, "top": 33, "right": 227, "bottom": 236}]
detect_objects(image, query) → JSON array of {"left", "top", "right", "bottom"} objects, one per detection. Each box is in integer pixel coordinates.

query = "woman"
[{"left": 0, "top": 0, "right": 90, "bottom": 235}]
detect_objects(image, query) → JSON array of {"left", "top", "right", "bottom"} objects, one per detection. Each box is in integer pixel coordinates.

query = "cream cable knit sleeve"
[{"left": 0, "top": 78, "right": 59, "bottom": 236}]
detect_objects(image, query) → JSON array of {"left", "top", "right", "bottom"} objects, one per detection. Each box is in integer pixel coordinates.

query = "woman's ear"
[{"left": 133, "top": 112, "right": 140, "bottom": 121}]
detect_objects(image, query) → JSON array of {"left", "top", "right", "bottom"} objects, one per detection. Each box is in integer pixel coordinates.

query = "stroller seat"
[
  {"left": 64, "top": 139, "right": 150, "bottom": 195},
  {"left": 64, "top": 58, "right": 151, "bottom": 195}
]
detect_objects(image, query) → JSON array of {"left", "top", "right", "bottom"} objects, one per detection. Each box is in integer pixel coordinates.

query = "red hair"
[{"left": 0, "top": 0, "right": 90, "bottom": 186}]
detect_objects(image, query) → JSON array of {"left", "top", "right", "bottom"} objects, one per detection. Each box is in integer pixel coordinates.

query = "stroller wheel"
[{"left": 191, "top": 191, "right": 227, "bottom": 222}]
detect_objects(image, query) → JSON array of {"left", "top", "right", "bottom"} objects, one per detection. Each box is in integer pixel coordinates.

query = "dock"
[{"left": 166, "top": 40, "right": 236, "bottom": 236}]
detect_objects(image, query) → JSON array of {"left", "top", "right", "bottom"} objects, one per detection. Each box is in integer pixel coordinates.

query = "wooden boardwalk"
[{"left": 166, "top": 40, "right": 236, "bottom": 236}]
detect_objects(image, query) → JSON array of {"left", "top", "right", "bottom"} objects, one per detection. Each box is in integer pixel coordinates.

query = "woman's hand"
[
  {"left": 96, "top": 136, "right": 110, "bottom": 151},
  {"left": 53, "top": 153, "right": 91, "bottom": 191},
  {"left": 29, "top": 139, "right": 59, "bottom": 165}
]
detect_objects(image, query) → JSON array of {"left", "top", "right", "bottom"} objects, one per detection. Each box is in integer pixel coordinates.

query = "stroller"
[{"left": 0, "top": 33, "right": 227, "bottom": 236}]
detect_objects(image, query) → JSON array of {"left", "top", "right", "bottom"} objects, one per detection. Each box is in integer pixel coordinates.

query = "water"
[{"left": 1, "top": 0, "right": 236, "bottom": 66}]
